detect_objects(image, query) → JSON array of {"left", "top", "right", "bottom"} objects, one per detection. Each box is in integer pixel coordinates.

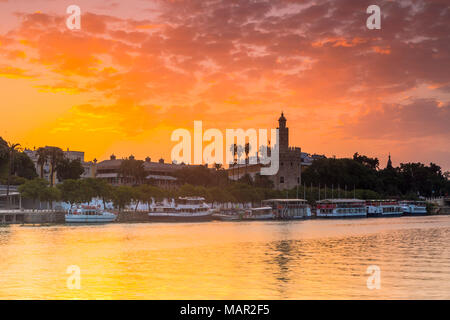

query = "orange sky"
[{"left": 0, "top": 0, "right": 449, "bottom": 169}]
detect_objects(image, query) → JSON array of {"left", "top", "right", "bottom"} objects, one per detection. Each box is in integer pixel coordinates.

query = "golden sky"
[{"left": 0, "top": 0, "right": 449, "bottom": 169}]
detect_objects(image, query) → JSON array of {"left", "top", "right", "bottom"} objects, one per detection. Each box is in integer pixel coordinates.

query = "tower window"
[{"left": 280, "top": 177, "right": 284, "bottom": 183}]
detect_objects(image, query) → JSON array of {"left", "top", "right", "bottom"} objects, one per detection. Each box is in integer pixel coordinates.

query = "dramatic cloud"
[{"left": 0, "top": 0, "right": 448, "bottom": 168}]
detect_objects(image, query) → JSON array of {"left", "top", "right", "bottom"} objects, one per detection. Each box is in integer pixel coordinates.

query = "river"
[{"left": 1, "top": 215, "right": 449, "bottom": 299}]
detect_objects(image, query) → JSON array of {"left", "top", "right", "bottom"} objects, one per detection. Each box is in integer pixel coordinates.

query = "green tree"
[
  {"left": 40, "top": 187, "right": 61, "bottom": 209},
  {"left": 112, "top": 186, "right": 134, "bottom": 211},
  {"left": 56, "top": 158, "right": 84, "bottom": 181},
  {"left": 207, "top": 186, "right": 235, "bottom": 206},
  {"left": 83, "top": 178, "right": 113, "bottom": 209},
  {"left": 46, "top": 147, "right": 65, "bottom": 187},
  {"left": 230, "top": 143, "right": 238, "bottom": 180},
  {"left": 0, "top": 140, "right": 21, "bottom": 208},
  {"left": 353, "top": 152, "right": 379, "bottom": 170},
  {"left": 36, "top": 147, "right": 48, "bottom": 179},
  {"left": 302, "top": 157, "right": 381, "bottom": 193},
  {"left": 18, "top": 178, "right": 49, "bottom": 211},
  {"left": 119, "top": 158, "right": 146, "bottom": 185},
  {"left": 238, "top": 173, "right": 253, "bottom": 186},
  {"left": 136, "top": 184, "right": 164, "bottom": 208},
  {"left": 244, "top": 142, "right": 251, "bottom": 175},
  {"left": 398, "top": 162, "right": 448, "bottom": 197},
  {"left": 57, "top": 179, "right": 84, "bottom": 209},
  {"left": 174, "top": 165, "right": 227, "bottom": 187},
  {"left": 13, "top": 152, "right": 38, "bottom": 180}
]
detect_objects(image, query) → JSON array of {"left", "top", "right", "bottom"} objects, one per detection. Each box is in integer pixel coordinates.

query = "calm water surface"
[{"left": 1, "top": 216, "right": 450, "bottom": 299}]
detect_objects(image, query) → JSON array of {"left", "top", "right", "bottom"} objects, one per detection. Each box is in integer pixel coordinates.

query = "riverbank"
[
  {"left": 2, "top": 207, "right": 450, "bottom": 226},
  {"left": 0, "top": 210, "right": 65, "bottom": 225}
]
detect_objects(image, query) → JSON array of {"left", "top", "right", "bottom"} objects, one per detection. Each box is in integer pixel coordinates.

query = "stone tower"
[
  {"left": 278, "top": 112, "right": 289, "bottom": 151},
  {"left": 270, "top": 113, "right": 303, "bottom": 190}
]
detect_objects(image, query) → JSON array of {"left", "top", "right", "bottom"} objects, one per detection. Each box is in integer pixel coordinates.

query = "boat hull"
[
  {"left": 367, "top": 212, "right": 403, "bottom": 217},
  {"left": 277, "top": 215, "right": 312, "bottom": 220},
  {"left": 65, "top": 214, "right": 116, "bottom": 223},
  {"left": 212, "top": 214, "right": 241, "bottom": 221},
  {"left": 402, "top": 211, "right": 427, "bottom": 216},
  {"left": 401, "top": 207, "right": 427, "bottom": 216},
  {"left": 147, "top": 213, "right": 213, "bottom": 222},
  {"left": 316, "top": 213, "right": 367, "bottom": 218},
  {"left": 242, "top": 214, "right": 275, "bottom": 221}
]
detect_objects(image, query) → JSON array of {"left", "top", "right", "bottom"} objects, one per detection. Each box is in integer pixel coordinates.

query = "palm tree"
[
  {"left": 214, "top": 163, "right": 222, "bottom": 185},
  {"left": 236, "top": 145, "right": 244, "bottom": 180},
  {"left": 0, "top": 141, "right": 21, "bottom": 208},
  {"left": 244, "top": 142, "right": 251, "bottom": 176},
  {"left": 36, "top": 147, "right": 48, "bottom": 179},
  {"left": 229, "top": 143, "right": 238, "bottom": 181},
  {"left": 47, "top": 147, "right": 64, "bottom": 187}
]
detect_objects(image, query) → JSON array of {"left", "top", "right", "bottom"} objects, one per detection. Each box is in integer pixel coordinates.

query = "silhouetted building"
[
  {"left": 386, "top": 153, "right": 393, "bottom": 169},
  {"left": 94, "top": 155, "right": 201, "bottom": 188},
  {"left": 227, "top": 113, "right": 303, "bottom": 190},
  {"left": 273, "top": 113, "right": 302, "bottom": 190}
]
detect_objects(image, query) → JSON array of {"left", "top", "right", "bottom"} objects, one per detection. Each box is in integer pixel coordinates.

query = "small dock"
[
  {"left": 0, "top": 210, "right": 65, "bottom": 225},
  {"left": 426, "top": 197, "right": 450, "bottom": 215},
  {"left": 0, "top": 211, "right": 25, "bottom": 224}
]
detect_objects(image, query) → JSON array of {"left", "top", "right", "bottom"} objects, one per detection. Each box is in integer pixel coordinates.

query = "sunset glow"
[{"left": 0, "top": 0, "right": 449, "bottom": 169}]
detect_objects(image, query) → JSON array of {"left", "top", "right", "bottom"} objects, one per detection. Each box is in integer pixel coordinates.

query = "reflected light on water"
[{"left": 1, "top": 216, "right": 450, "bottom": 299}]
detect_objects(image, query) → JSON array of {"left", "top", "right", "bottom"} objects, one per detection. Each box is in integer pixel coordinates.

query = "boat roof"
[
  {"left": 317, "top": 198, "right": 364, "bottom": 203},
  {"left": 178, "top": 196, "right": 205, "bottom": 200},
  {"left": 251, "top": 206, "right": 273, "bottom": 211},
  {"left": 263, "top": 199, "right": 308, "bottom": 202},
  {"left": 400, "top": 200, "right": 426, "bottom": 203}
]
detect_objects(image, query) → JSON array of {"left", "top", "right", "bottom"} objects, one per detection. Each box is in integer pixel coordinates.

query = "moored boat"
[
  {"left": 400, "top": 200, "right": 427, "bottom": 215},
  {"left": 212, "top": 213, "right": 242, "bottom": 221},
  {"left": 148, "top": 197, "right": 213, "bottom": 222},
  {"left": 65, "top": 205, "right": 117, "bottom": 223},
  {"left": 212, "top": 208, "right": 244, "bottom": 221},
  {"left": 262, "top": 199, "right": 312, "bottom": 219},
  {"left": 316, "top": 199, "right": 367, "bottom": 218},
  {"left": 366, "top": 200, "right": 403, "bottom": 217},
  {"left": 242, "top": 207, "right": 275, "bottom": 220}
]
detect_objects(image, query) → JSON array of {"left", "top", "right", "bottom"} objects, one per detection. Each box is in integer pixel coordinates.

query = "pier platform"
[{"left": 0, "top": 210, "right": 65, "bottom": 225}]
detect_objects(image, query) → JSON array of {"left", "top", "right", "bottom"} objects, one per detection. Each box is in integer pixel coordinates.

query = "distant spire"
[
  {"left": 386, "top": 153, "right": 393, "bottom": 169},
  {"left": 278, "top": 112, "right": 287, "bottom": 128}
]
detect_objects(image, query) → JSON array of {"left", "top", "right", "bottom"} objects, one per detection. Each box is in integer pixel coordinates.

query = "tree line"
[
  {"left": 2, "top": 135, "right": 449, "bottom": 211},
  {"left": 301, "top": 153, "right": 450, "bottom": 198}
]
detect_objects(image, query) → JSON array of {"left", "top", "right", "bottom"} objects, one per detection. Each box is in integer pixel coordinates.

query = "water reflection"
[{"left": 0, "top": 216, "right": 449, "bottom": 299}]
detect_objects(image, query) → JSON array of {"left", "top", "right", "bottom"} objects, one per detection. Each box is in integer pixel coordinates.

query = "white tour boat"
[
  {"left": 65, "top": 205, "right": 117, "bottom": 223},
  {"left": 366, "top": 200, "right": 403, "bottom": 217},
  {"left": 242, "top": 207, "right": 275, "bottom": 220},
  {"left": 148, "top": 197, "right": 213, "bottom": 222},
  {"left": 400, "top": 200, "right": 427, "bottom": 215},
  {"left": 262, "top": 199, "right": 312, "bottom": 219},
  {"left": 212, "top": 209, "right": 244, "bottom": 221},
  {"left": 316, "top": 199, "right": 367, "bottom": 218}
]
